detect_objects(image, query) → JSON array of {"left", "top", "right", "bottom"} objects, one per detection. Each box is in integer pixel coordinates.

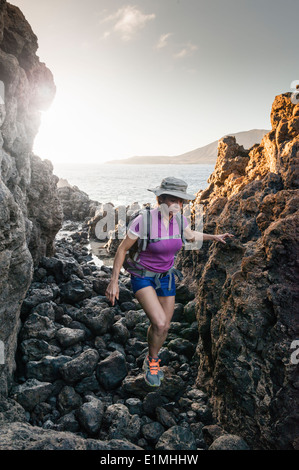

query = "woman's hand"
[
  {"left": 104, "top": 234, "right": 138, "bottom": 306},
  {"left": 213, "top": 233, "right": 235, "bottom": 244},
  {"left": 105, "top": 280, "right": 119, "bottom": 306}
]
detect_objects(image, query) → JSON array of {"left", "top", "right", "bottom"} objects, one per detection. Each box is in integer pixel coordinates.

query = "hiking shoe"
[
  {"left": 158, "top": 363, "right": 164, "bottom": 381},
  {"left": 151, "top": 356, "right": 164, "bottom": 381},
  {"left": 143, "top": 356, "right": 162, "bottom": 387}
]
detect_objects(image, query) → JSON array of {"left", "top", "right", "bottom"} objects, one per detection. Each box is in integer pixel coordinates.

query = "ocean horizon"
[{"left": 53, "top": 163, "right": 215, "bottom": 207}]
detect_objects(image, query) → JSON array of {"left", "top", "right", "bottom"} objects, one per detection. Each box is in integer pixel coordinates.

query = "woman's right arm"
[{"left": 105, "top": 232, "right": 138, "bottom": 306}]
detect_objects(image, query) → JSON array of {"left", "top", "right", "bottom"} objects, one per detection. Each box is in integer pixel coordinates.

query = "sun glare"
[{"left": 33, "top": 88, "right": 120, "bottom": 167}]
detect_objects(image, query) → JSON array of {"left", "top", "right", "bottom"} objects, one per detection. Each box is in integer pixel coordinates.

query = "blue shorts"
[{"left": 130, "top": 273, "right": 176, "bottom": 297}]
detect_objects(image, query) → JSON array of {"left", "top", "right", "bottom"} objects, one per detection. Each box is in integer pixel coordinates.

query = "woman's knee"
[
  {"left": 135, "top": 288, "right": 171, "bottom": 336},
  {"left": 151, "top": 318, "right": 170, "bottom": 336}
]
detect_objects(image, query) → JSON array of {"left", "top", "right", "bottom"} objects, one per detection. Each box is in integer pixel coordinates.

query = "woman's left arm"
[{"left": 184, "top": 225, "right": 235, "bottom": 244}]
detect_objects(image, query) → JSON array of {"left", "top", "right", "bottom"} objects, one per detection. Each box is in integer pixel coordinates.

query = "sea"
[{"left": 52, "top": 163, "right": 215, "bottom": 207}]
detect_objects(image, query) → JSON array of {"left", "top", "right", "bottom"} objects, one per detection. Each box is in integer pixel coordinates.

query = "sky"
[{"left": 10, "top": 0, "right": 299, "bottom": 166}]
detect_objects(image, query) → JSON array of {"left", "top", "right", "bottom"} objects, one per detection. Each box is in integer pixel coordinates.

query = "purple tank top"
[{"left": 127, "top": 207, "right": 188, "bottom": 274}]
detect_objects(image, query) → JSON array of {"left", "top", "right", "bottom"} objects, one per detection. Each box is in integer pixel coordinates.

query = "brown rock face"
[
  {"left": 0, "top": 2, "right": 62, "bottom": 395},
  {"left": 177, "top": 93, "right": 299, "bottom": 450}
]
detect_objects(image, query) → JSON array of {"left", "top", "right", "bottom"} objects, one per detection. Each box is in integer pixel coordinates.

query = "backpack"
[{"left": 123, "top": 206, "right": 187, "bottom": 271}]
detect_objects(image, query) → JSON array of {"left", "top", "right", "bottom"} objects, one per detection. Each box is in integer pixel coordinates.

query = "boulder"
[
  {"left": 11, "top": 379, "right": 53, "bottom": 411},
  {"left": 156, "top": 425, "right": 197, "bottom": 450},
  {"left": 20, "top": 313, "right": 56, "bottom": 342},
  {"left": 209, "top": 434, "right": 250, "bottom": 450},
  {"left": 75, "top": 303, "right": 115, "bottom": 336},
  {"left": 56, "top": 327, "right": 85, "bottom": 348},
  {"left": 60, "top": 349, "right": 99, "bottom": 383},
  {"left": 76, "top": 396, "right": 104, "bottom": 435},
  {"left": 26, "top": 355, "right": 72, "bottom": 382},
  {"left": 142, "top": 421, "right": 165, "bottom": 443},
  {"left": 96, "top": 350, "right": 128, "bottom": 390},
  {"left": 103, "top": 403, "right": 141, "bottom": 442},
  {"left": 57, "top": 386, "right": 82, "bottom": 415},
  {"left": 59, "top": 279, "right": 92, "bottom": 304}
]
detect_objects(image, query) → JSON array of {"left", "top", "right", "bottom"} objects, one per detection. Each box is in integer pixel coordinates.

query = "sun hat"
[{"left": 147, "top": 176, "right": 196, "bottom": 201}]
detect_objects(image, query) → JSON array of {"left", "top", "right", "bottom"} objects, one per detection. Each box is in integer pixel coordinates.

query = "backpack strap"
[
  {"left": 128, "top": 261, "right": 184, "bottom": 291},
  {"left": 141, "top": 206, "right": 151, "bottom": 251},
  {"left": 132, "top": 206, "right": 151, "bottom": 261},
  {"left": 175, "top": 211, "right": 187, "bottom": 245},
  {"left": 149, "top": 235, "right": 182, "bottom": 242}
]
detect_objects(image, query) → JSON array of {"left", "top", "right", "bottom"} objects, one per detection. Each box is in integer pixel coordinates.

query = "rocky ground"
[{"left": 1, "top": 220, "right": 250, "bottom": 451}]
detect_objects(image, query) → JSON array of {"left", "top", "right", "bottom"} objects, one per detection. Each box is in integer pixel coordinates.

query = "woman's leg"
[
  {"left": 157, "top": 295, "right": 175, "bottom": 328},
  {"left": 134, "top": 286, "right": 174, "bottom": 358}
]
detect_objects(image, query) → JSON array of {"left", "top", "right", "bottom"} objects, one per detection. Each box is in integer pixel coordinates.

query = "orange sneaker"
[{"left": 143, "top": 355, "right": 162, "bottom": 387}]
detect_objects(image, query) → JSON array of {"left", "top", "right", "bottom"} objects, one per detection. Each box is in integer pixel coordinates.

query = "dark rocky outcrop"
[
  {"left": 0, "top": 420, "right": 142, "bottom": 450},
  {"left": 176, "top": 92, "right": 299, "bottom": 450},
  {"left": 0, "top": 1, "right": 63, "bottom": 396},
  {"left": 57, "top": 178, "right": 98, "bottom": 222}
]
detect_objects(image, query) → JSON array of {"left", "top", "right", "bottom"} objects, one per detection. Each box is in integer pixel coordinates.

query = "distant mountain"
[{"left": 105, "top": 129, "right": 270, "bottom": 165}]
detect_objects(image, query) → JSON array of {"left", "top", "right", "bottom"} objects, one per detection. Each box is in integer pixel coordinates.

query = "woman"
[{"left": 105, "top": 177, "right": 234, "bottom": 387}]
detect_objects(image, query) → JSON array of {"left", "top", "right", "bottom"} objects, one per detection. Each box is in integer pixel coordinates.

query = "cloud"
[
  {"left": 156, "top": 33, "right": 173, "bottom": 49},
  {"left": 102, "top": 31, "right": 111, "bottom": 40},
  {"left": 102, "top": 5, "right": 155, "bottom": 41},
  {"left": 174, "top": 42, "right": 198, "bottom": 59}
]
